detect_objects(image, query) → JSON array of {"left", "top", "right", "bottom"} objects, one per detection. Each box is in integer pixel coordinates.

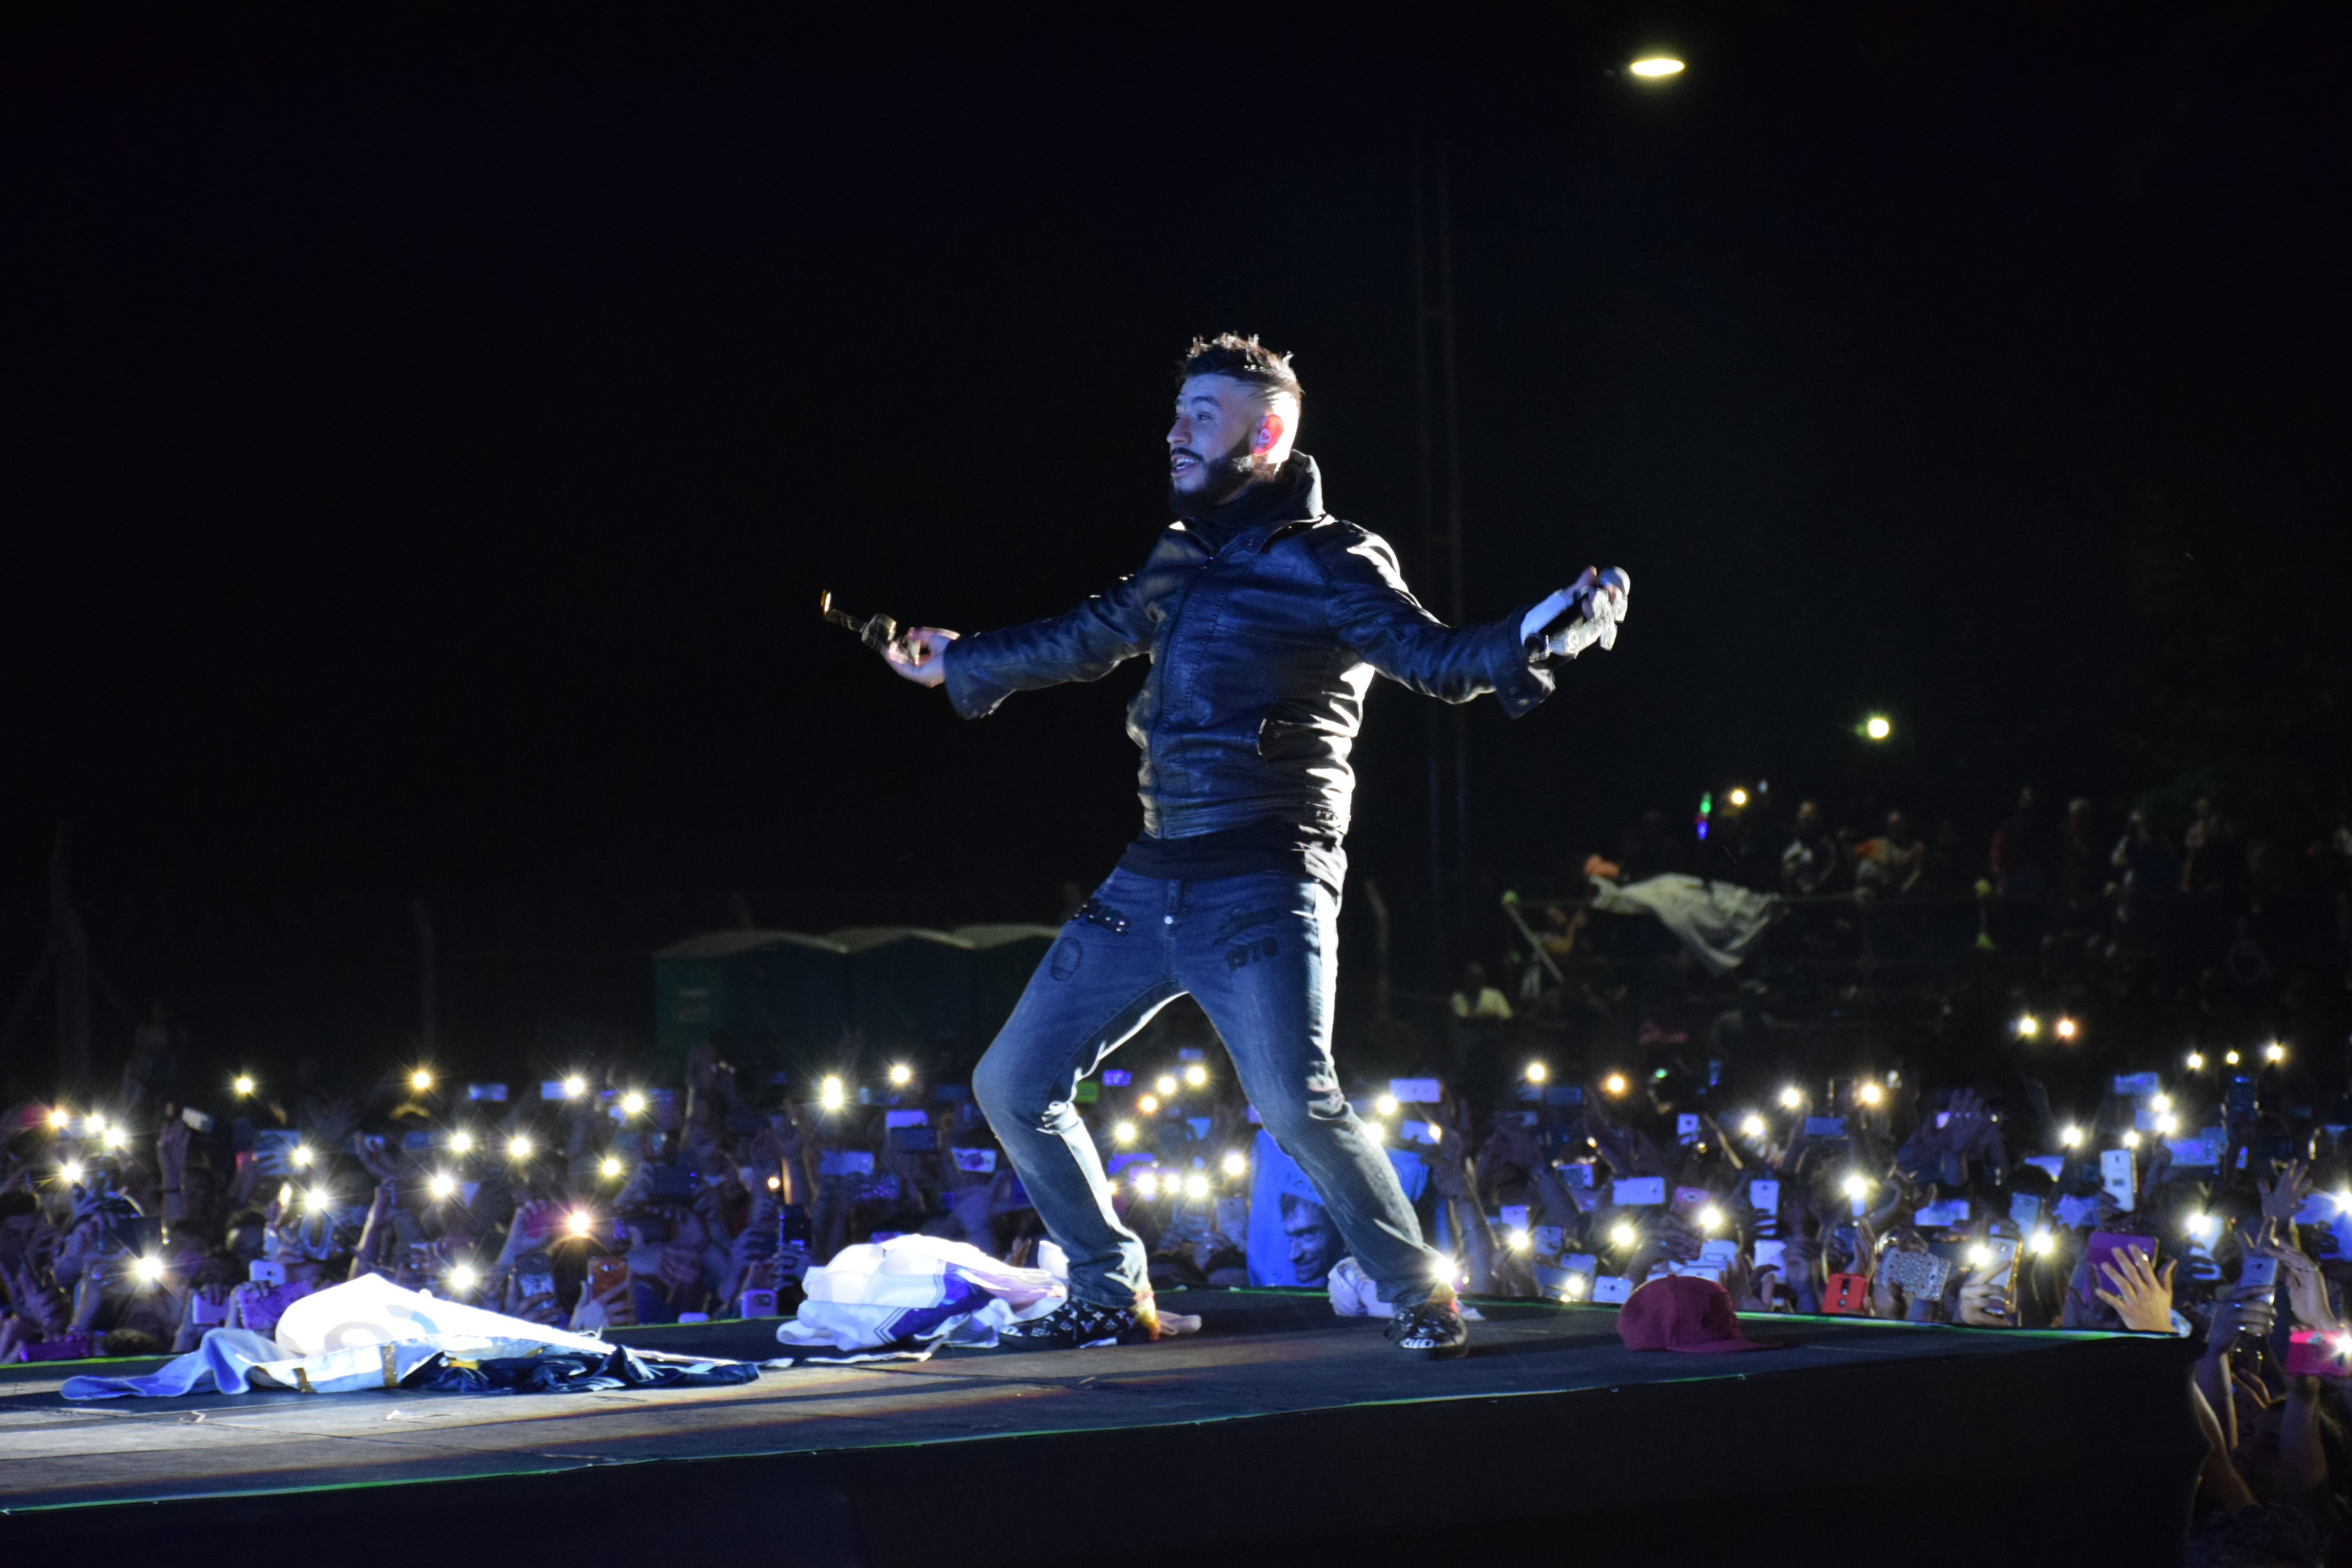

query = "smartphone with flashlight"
[
  {"left": 587, "top": 1253, "right": 631, "bottom": 1303},
  {"left": 189, "top": 1289, "right": 231, "bottom": 1327},
  {"left": 248, "top": 1259, "right": 286, "bottom": 1286},
  {"left": 517, "top": 1249, "right": 556, "bottom": 1300},
  {"left": 2285, "top": 1327, "right": 2352, "bottom": 1378},
  {"left": 2099, "top": 1149, "right": 2137, "bottom": 1210},
  {"left": 1822, "top": 1272, "right": 1869, "bottom": 1314},
  {"left": 2238, "top": 1255, "right": 2280, "bottom": 1295}
]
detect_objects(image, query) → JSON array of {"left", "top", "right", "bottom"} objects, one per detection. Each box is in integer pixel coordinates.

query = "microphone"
[
  {"left": 820, "top": 591, "right": 920, "bottom": 661},
  {"left": 1523, "top": 567, "right": 1630, "bottom": 661}
]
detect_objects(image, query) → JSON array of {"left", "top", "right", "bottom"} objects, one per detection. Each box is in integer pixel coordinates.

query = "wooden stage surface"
[{"left": 0, "top": 1291, "right": 2203, "bottom": 1564}]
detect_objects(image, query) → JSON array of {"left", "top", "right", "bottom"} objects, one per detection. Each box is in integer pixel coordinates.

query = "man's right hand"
[{"left": 884, "top": 628, "right": 958, "bottom": 688}]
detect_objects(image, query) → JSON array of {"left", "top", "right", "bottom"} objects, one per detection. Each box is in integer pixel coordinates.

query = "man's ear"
[{"left": 1252, "top": 410, "right": 1286, "bottom": 456}]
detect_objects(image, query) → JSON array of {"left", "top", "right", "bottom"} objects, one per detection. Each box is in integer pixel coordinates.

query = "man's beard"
[{"left": 1167, "top": 435, "right": 1265, "bottom": 518}]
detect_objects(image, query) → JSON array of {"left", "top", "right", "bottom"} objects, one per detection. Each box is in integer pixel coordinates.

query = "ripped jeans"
[{"left": 972, "top": 867, "right": 1446, "bottom": 1313}]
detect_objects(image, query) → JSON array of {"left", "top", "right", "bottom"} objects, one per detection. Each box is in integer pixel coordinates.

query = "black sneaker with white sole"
[
  {"left": 998, "top": 1297, "right": 1156, "bottom": 1350},
  {"left": 1386, "top": 1300, "right": 1469, "bottom": 1360}
]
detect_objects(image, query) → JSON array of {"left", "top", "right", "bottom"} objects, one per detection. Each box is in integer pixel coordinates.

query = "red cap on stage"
[{"left": 1616, "top": 1275, "right": 1776, "bottom": 1354}]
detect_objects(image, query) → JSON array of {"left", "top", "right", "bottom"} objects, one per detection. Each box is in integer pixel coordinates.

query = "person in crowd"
[
  {"left": 1855, "top": 810, "right": 1927, "bottom": 894},
  {"left": 1991, "top": 786, "right": 2057, "bottom": 899},
  {"left": 1780, "top": 800, "right": 1837, "bottom": 895}
]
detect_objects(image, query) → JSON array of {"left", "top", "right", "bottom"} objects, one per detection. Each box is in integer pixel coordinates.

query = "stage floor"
[{"left": 0, "top": 1291, "right": 2202, "bottom": 1564}]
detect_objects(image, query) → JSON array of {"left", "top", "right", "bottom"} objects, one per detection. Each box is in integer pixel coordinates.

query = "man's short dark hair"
[{"left": 1178, "top": 333, "right": 1303, "bottom": 404}]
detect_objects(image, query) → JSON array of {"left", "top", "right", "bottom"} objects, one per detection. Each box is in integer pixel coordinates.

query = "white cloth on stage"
[
  {"left": 774, "top": 1234, "right": 1065, "bottom": 1357},
  {"left": 61, "top": 1274, "right": 612, "bottom": 1400}
]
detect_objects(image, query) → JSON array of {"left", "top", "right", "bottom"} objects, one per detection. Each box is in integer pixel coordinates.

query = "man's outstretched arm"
[
  {"left": 1324, "top": 533, "right": 1629, "bottom": 717},
  {"left": 883, "top": 568, "right": 1155, "bottom": 717}
]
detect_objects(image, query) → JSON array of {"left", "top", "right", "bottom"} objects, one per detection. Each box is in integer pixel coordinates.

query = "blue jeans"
[{"left": 972, "top": 868, "right": 1446, "bottom": 1312}]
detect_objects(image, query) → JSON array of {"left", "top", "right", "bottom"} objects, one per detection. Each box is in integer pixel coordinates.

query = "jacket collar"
[{"left": 1175, "top": 453, "right": 1326, "bottom": 551}]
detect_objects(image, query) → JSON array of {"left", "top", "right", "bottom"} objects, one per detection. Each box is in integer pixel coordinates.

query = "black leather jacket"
[{"left": 943, "top": 454, "right": 1554, "bottom": 841}]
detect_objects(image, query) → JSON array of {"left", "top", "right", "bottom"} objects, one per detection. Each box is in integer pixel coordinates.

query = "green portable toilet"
[
  {"left": 957, "top": 923, "right": 1060, "bottom": 1045},
  {"left": 652, "top": 930, "right": 849, "bottom": 1080},
  {"left": 830, "top": 927, "right": 977, "bottom": 1062}
]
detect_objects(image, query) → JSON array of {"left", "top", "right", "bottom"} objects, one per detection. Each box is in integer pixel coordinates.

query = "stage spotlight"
[
  {"left": 820, "top": 1076, "right": 845, "bottom": 1111},
  {"left": 889, "top": 1064, "right": 913, "bottom": 1087}
]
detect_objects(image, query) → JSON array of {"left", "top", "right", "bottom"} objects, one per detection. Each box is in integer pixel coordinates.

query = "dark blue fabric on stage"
[{"left": 406, "top": 1345, "right": 759, "bottom": 1395}]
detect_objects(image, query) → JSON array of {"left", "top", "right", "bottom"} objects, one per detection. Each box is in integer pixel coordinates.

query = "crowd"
[{"left": 8, "top": 1003, "right": 2352, "bottom": 1562}]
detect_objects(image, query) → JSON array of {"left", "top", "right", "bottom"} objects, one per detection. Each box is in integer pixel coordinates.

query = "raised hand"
[
  {"left": 2259, "top": 1160, "right": 2315, "bottom": 1227},
  {"left": 1957, "top": 1271, "right": 2012, "bottom": 1327},
  {"left": 2094, "top": 1246, "right": 2178, "bottom": 1334}
]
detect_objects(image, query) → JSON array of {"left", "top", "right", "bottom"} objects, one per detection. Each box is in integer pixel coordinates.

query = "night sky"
[{"left": 3, "top": 6, "right": 2347, "bottom": 1073}]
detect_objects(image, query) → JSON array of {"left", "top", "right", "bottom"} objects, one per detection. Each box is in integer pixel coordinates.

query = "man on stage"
[{"left": 879, "top": 334, "right": 1628, "bottom": 1358}]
